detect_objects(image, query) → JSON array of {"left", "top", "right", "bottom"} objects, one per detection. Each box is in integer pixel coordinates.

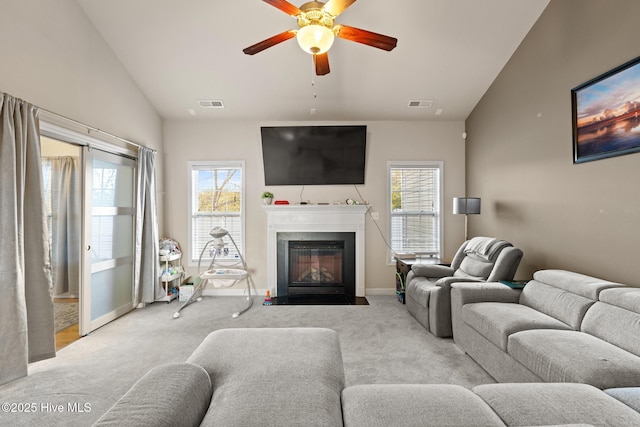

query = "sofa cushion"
[
  {"left": 92, "top": 363, "right": 212, "bottom": 427},
  {"left": 473, "top": 382, "right": 640, "bottom": 427},
  {"left": 582, "top": 287, "right": 640, "bottom": 358},
  {"left": 599, "top": 286, "right": 640, "bottom": 313},
  {"left": 582, "top": 300, "right": 640, "bottom": 358},
  {"left": 341, "top": 384, "right": 506, "bottom": 427},
  {"left": 604, "top": 387, "right": 640, "bottom": 413},
  {"left": 187, "top": 328, "right": 345, "bottom": 427},
  {"left": 519, "top": 280, "right": 596, "bottom": 330},
  {"left": 454, "top": 255, "right": 495, "bottom": 280},
  {"left": 533, "top": 269, "right": 625, "bottom": 300},
  {"left": 462, "top": 302, "right": 571, "bottom": 350},
  {"left": 508, "top": 329, "right": 640, "bottom": 389}
]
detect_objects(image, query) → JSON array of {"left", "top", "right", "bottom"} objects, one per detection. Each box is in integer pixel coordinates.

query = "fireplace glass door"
[{"left": 289, "top": 241, "right": 344, "bottom": 288}]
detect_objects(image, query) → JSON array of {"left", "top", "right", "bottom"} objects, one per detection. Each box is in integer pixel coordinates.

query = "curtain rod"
[{"left": 39, "top": 108, "right": 156, "bottom": 153}]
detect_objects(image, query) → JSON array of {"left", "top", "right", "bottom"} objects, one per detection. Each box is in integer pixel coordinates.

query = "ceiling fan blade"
[
  {"left": 243, "top": 30, "right": 297, "bottom": 55},
  {"left": 334, "top": 25, "right": 397, "bottom": 51},
  {"left": 262, "top": 0, "right": 302, "bottom": 16},
  {"left": 314, "top": 52, "right": 330, "bottom": 75},
  {"left": 323, "top": 0, "right": 357, "bottom": 17}
]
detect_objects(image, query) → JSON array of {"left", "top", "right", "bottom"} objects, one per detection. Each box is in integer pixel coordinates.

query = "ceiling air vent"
[
  {"left": 408, "top": 100, "right": 433, "bottom": 108},
  {"left": 199, "top": 99, "right": 224, "bottom": 108}
]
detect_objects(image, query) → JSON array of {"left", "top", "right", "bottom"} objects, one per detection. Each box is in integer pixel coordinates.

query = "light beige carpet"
[{"left": 0, "top": 296, "right": 495, "bottom": 426}]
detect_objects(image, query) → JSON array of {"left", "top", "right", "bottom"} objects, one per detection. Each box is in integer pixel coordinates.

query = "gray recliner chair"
[{"left": 405, "top": 237, "right": 523, "bottom": 338}]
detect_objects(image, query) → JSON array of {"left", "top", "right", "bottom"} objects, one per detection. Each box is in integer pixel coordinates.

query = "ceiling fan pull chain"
[{"left": 311, "top": 64, "right": 317, "bottom": 99}]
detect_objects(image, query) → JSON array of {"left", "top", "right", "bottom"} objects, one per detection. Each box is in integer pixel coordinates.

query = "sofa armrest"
[
  {"left": 435, "top": 277, "right": 482, "bottom": 290},
  {"left": 451, "top": 282, "right": 524, "bottom": 348},
  {"left": 451, "top": 282, "right": 522, "bottom": 306},
  {"left": 411, "top": 264, "right": 454, "bottom": 278},
  {"left": 93, "top": 363, "right": 212, "bottom": 427}
]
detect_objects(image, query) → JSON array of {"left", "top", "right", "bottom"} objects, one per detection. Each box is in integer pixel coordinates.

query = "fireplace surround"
[{"left": 263, "top": 205, "right": 367, "bottom": 297}]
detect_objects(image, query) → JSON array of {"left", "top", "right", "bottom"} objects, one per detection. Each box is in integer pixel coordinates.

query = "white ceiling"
[{"left": 76, "top": 0, "right": 549, "bottom": 122}]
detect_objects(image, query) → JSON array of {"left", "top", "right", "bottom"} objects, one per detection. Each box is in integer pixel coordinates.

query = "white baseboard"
[
  {"left": 365, "top": 288, "right": 397, "bottom": 296},
  {"left": 201, "top": 288, "right": 254, "bottom": 297},
  {"left": 201, "top": 287, "right": 397, "bottom": 297}
]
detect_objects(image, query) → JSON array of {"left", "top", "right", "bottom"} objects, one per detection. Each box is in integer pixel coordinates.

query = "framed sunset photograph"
[{"left": 572, "top": 55, "right": 640, "bottom": 163}]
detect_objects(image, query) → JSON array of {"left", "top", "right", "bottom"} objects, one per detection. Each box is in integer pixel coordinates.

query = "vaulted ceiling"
[{"left": 77, "top": 0, "right": 549, "bottom": 121}]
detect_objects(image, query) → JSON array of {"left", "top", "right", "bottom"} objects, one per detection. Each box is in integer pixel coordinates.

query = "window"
[
  {"left": 388, "top": 161, "right": 442, "bottom": 262},
  {"left": 189, "top": 161, "right": 244, "bottom": 265}
]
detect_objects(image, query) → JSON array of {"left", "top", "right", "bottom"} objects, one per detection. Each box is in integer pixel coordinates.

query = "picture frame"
[{"left": 571, "top": 55, "right": 640, "bottom": 164}]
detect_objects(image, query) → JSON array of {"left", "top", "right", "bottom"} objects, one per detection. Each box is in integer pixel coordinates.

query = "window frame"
[
  {"left": 187, "top": 160, "right": 245, "bottom": 267},
  {"left": 387, "top": 160, "right": 443, "bottom": 264}
]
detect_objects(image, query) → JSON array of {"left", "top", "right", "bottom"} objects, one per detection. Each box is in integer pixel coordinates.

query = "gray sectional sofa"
[
  {"left": 451, "top": 269, "right": 640, "bottom": 388},
  {"left": 94, "top": 326, "right": 640, "bottom": 426}
]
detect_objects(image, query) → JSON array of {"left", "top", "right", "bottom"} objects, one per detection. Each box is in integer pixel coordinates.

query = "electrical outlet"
[{"left": 371, "top": 211, "right": 380, "bottom": 220}]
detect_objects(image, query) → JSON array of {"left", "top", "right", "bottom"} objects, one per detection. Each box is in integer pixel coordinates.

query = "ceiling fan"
[{"left": 243, "top": 0, "right": 398, "bottom": 76}]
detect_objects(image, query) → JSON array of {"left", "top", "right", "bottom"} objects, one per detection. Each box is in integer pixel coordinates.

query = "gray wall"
[
  {"left": 0, "top": 1, "right": 162, "bottom": 151},
  {"left": 466, "top": 0, "right": 640, "bottom": 286},
  {"left": 0, "top": 0, "right": 164, "bottom": 229},
  {"left": 163, "top": 120, "right": 466, "bottom": 295}
]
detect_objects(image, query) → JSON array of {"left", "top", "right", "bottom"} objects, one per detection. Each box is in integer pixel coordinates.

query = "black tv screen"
[{"left": 261, "top": 125, "right": 367, "bottom": 186}]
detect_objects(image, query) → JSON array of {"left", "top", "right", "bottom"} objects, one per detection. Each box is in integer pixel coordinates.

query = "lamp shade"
[
  {"left": 453, "top": 197, "right": 481, "bottom": 215},
  {"left": 296, "top": 25, "right": 335, "bottom": 54}
]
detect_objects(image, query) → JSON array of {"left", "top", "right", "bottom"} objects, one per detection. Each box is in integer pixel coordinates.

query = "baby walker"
[{"left": 173, "top": 226, "right": 254, "bottom": 318}]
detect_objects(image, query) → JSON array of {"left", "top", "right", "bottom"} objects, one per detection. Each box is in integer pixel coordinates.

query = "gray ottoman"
[{"left": 187, "top": 327, "right": 345, "bottom": 427}]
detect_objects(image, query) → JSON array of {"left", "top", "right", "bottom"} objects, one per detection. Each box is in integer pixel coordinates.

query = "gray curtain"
[
  {"left": 48, "top": 156, "right": 81, "bottom": 296},
  {"left": 134, "top": 146, "right": 160, "bottom": 305},
  {"left": 0, "top": 92, "right": 55, "bottom": 386}
]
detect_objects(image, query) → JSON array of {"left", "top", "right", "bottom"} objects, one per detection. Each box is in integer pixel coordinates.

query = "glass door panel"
[
  {"left": 90, "top": 263, "right": 134, "bottom": 319},
  {"left": 81, "top": 149, "right": 136, "bottom": 334}
]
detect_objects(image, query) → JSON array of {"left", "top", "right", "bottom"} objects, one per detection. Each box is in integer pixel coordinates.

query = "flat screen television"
[{"left": 261, "top": 125, "right": 367, "bottom": 186}]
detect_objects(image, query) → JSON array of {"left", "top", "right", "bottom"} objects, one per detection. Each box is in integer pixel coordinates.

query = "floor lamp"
[{"left": 453, "top": 197, "right": 481, "bottom": 241}]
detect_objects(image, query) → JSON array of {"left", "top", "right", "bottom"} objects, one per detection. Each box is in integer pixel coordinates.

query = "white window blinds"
[
  {"left": 189, "top": 161, "right": 244, "bottom": 264},
  {"left": 389, "top": 162, "right": 442, "bottom": 260}
]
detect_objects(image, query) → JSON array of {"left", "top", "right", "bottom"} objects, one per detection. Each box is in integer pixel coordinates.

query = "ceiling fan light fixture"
[{"left": 296, "top": 24, "right": 334, "bottom": 54}]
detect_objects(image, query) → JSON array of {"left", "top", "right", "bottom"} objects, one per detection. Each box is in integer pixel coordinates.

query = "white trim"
[
  {"left": 201, "top": 286, "right": 398, "bottom": 297},
  {"left": 187, "top": 160, "right": 246, "bottom": 267},
  {"left": 262, "top": 204, "right": 368, "bottom": 297},
  {"left": 39, "top": 109, "right": 149, "bottom": 153},
  {"left": 201, "top": 288, "right": 252, "bottom": 297},
  {"left": 386, "top": 160, "right": 444, "bottom": 265},
  {"left": 40, "top": 121, "right": 137, "bottom": 158},
  {"left": 364, "top": 288, "right": 397, "bottom": 296}
]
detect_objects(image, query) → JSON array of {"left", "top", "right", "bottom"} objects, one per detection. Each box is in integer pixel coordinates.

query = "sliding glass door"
[{"left": 81, "top": 148, "right": 136, "bottom": 334}]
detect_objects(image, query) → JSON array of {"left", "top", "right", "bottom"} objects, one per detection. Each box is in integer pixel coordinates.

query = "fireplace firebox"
[{"left": 277, "top": 232, "right": 356, "bottom": 297}]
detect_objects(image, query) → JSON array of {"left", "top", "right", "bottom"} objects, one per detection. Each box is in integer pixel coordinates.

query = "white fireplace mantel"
[{"left": 263, "top": 205, "right": 368, "bottom": 296}]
